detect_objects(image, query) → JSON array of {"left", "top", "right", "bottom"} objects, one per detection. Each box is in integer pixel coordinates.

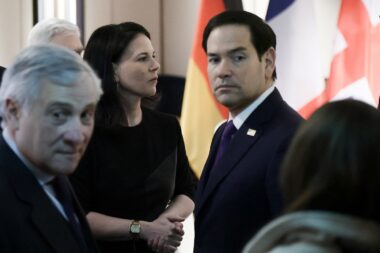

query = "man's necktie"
[
  {"left": 51, "top": 176, "right": 88, "bottom": 253},
  {"left": 212, "top": 121, "right": 237, "bottom": 168}
]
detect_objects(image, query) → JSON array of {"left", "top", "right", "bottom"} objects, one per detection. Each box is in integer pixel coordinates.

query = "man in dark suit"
[
  {"left": 194, "top": 11, "right": 303, "bottom": 253},
  {"left": 0, "top": 45, "right": 103, "bottom": 252}
]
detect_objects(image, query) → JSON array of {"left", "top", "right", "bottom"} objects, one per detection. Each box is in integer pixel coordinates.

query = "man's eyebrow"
[
  {"left": 207, "top": 52, "right": 219, "bottom": 57},
  {"left": 207, "top": 46, "right": 247, "bottom": 57},
  {"left": 46, "top": 102, "right": 72, "bottom": 109},
  {"left": 228, "top": 47, "right": 247, "bottom": 54}
]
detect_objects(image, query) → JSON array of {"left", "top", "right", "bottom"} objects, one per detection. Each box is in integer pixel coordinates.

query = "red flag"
[
  {"left": 299, "top": 0, "right": 380, "bottom": 118},
  {"left": 180, "top": 0, "right": 229, "bottom": 178}
]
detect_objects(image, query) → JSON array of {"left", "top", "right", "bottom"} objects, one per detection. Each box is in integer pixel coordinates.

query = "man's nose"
[
  {"left": 216, "top": 59, "right": 232, "bottom": 78},
  {"left": 63, "top": 119, "right": 86, "bottom": 145}
]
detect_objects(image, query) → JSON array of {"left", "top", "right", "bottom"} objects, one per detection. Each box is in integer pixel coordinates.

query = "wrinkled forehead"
[{"left": 35, "top": 76, "right": 99, "bottom": 108}]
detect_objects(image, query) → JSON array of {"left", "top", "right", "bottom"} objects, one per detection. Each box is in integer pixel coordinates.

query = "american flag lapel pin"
[{"left": 247, "top": 128, "right": 256, "bottom": 137}]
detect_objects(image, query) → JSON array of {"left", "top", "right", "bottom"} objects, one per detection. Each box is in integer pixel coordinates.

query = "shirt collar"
[
  {"left": 230, "top": 86, "right": 275, "bottom": 129},
  {"left": 2, "top": 128, "right": 54, "bottom": 185}
]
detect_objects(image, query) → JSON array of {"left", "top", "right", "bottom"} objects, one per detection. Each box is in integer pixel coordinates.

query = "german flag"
[{"left": 180, "top": 0, "right": 242, "bottom": 178}]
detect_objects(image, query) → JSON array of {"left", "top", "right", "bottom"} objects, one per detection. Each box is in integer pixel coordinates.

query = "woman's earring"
[{"left": 114, "top": 72, "right": 120, "bottom": 90}]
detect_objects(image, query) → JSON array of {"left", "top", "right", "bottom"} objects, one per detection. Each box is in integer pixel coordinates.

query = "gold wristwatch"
[{"left": 129, "top": 220, "right": 141, "bottom": 238}]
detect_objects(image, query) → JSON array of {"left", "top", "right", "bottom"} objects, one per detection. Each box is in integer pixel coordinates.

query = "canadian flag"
[{"left": 300, "top": 0, "right": 380, "bottom": 117}]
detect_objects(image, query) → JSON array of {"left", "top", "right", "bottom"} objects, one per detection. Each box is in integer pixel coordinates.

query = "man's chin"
[
  {"left": 217, "top": 99, "right": 236, "bottom": 109},
  {"left": 48, "top": 161, "right": 79, "bottom": 175}
]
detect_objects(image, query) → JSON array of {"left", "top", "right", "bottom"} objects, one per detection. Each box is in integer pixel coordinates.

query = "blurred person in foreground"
[
  {"left": 243, "top": 99, "right": 380, "bottom": 253},
  {"left": 0, "top": 45, "right": 102, "bottom": 252}
]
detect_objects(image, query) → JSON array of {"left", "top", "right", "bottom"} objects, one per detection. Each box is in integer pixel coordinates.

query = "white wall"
[
  {"left": 162, "top": 0, "right": 200, "bottom": 76},
  {"left": 84, "top": 0, "right": 200, "bottom": 76},
  {"left": 0, "top": 0, "right": 32, "bottom": 67},
  {"left": 84, "top": 0, "right": 162, "bottom": 66}
]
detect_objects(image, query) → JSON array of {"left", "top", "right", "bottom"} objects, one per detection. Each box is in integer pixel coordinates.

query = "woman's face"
[{"left": 115, "top": 34, "right": 160, "bottom": 98}]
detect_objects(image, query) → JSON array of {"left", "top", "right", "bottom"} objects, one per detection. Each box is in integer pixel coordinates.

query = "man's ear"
[
  {"left": 264, "top": 47, "right": 276, "bottom": 80},
  {"left": 4, "top": 99, "right": 21, "bottom": 130}
]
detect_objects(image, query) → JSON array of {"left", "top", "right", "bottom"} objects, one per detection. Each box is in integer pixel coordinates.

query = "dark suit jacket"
[
  {"left": 194, "top": 88, "right": 303, "bottom": 253},
  {"left": 0, "top": 135, "right": 98, "bottom": 253}
]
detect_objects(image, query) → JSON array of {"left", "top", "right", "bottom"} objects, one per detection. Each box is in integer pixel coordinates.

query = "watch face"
[{"left": 131, "top": 223, "right": 140, "bottom": 234}]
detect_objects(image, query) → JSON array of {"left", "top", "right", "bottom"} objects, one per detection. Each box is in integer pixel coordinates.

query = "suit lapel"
[
  {"left": 195, "top": 124, "right": 224, "bottom": 201},
  {"left": 66, "top": 176, "right": 98, "bottom": 253},
  {"left": 29, "top": 199, "right": 81, "bottom": 253},
  {"left": 0, "top": 137, "right": 82, "bottom": 253},
  {"left": 196, "top": 88, "right": 284, "bottom": 216},
  {"left": 197, "top": 125, "right": 263, "bottom": 214}
]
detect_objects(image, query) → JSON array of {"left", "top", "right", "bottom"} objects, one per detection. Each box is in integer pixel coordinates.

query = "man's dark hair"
[{"left": 202, "top": 10, "right": 277, "bottom": 80}]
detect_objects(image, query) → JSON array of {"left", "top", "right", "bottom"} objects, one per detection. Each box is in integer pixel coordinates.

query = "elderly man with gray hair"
[
  {"left": 0, "top": 19, "right": 82, "bottom": 87},
  {"left": 27, "top": 18, "right": 83, "bottom": 54},
  {"left": 0, "top": 44, "right": 102, "bottom": 252}
]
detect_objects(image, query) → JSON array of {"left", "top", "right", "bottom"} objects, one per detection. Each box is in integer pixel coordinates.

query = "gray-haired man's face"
[{"left": 9, "top": 74, "right": 98, "bottom": 175}]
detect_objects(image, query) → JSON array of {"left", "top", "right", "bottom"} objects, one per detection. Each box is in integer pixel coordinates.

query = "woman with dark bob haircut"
[
  {"left": 70, "top": 22, "right": 196, "bottom": 253},
  {"left": 243, "top": 99, "right": 380, "bottom": 253}
]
